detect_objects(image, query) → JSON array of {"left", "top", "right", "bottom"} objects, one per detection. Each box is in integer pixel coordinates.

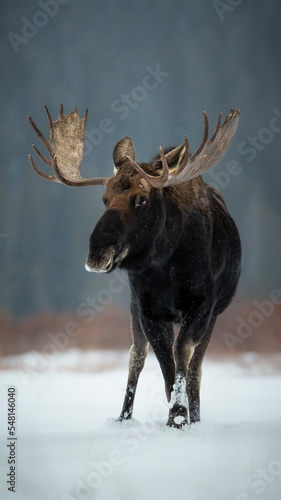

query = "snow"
[
  {"left": 0, "top": 349, "right": 281, "bottom": 500},
  {"left": 169, "top": 373, "right": 188, "bottom": 409}
]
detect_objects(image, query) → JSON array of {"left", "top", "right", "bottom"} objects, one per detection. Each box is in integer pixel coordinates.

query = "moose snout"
[
  {"left": 85, "top": 247, "right": 115, "bottom": 273},
  {"left": 85, "top": 209, "right": 126, "bottom": 273}
]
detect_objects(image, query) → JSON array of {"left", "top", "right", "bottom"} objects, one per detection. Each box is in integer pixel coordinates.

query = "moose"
[{"left": 29, "top": 105, "right": 241, "bottom": 427}]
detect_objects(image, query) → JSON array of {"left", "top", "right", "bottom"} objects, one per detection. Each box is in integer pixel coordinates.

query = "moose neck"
[{"left": 127, "top": 176, "right": 207, "bottom": 274}]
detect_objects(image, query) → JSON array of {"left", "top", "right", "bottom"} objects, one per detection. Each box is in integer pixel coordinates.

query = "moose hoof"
[
  {"left": 167, "top": 404, "right": 188, "bottom": 429},
  {"left": 117, "top": 410, "right": 132, "bottom": 422},
  {"left": 189, "top": 414, "right": 200, "bottom": 425},
  {"left": 167, "top": 415, "right": 188, "bottom": 429},
  {"left": 189, "top": 405, "right": 200, "bottom": 425}
]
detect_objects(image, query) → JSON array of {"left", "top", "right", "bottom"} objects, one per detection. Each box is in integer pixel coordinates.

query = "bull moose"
[{"left": 29, "top": 105, "right": 241, "bottom": 427}]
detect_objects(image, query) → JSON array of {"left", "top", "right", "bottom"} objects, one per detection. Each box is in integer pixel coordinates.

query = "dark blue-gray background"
[{"left": 1, "top": 0, "right": 280, "bottom": 319}]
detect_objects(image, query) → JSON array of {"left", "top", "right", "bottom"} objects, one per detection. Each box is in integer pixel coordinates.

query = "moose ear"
[{"left": 113, "top": 136, "right": 135, "bottom": 172}]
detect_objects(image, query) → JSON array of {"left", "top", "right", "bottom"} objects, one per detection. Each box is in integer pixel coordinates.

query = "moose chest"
[{"left": 129, "top": 262, "right": 198, "bottom": 323}]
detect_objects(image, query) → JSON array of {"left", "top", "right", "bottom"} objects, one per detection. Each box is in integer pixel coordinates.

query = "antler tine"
[
  {"left": 29, "top": 108, "right": 57, "bottom": 177},
  {"left": 170, "top": 135, "right": 190, "bottom": 178},
  {"left": 225, "top": 108, "right": 234, "bottom": 123},
  {"left": 209, "top": 112, "right": 222, "bottom": 143},
  {"left": 28, "top": 112, "right": 57, "bottom": 180},
  {"left": 127, "top": 146, "right": 170, "bottom": 189},
  {"left": 191, "top": 111, "right": 209, "bottom": 160},
  {"left": 44, "top": 105, "right": 54, "bottom": 141},
  {"left": 28, "top": 105, "right": 109, "bottom": 187},
  {"left": 29, "top": 154, "right": 58, "bottom": 182},
  {"left": 126, "top": 155, "right": 162, "bottom": 188},
  {"left": 28, "top": 115, "right": 53, "bottom": 155},
  {"left": 159, "top": 147, "right": 170, "bottom": 182},
  {"left": 32, "top": 144, "right": 52, "bottom": 167}
]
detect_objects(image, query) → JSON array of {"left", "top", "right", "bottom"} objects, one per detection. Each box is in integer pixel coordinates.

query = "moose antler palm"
[{"left": 28, "top": 104, "right": 108, "bottom": 187}]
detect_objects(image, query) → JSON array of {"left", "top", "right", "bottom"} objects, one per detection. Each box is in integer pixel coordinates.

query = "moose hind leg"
[
  {"left": 168, "top": 306, "right": 216, "bottom": 428},
  {"left": 167, "top": 339, "right": 195, "bottom": 428},
  {"left": 187, "top": 316, "right": 216, "bottom": 424}
]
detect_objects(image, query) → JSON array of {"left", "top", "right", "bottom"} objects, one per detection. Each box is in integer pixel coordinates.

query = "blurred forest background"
[{"left": 0, "top": 0, "right": 280, "bottom": 357}]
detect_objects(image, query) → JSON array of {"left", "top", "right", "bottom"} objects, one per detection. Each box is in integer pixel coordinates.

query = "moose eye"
[{"left": 135, "top": 196, "right": 148, "bottom": 208}]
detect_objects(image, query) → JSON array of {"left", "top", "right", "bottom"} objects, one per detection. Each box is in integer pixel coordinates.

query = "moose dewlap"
[{"left": 29, "top": 105, "right": 241, "bottom": 428}]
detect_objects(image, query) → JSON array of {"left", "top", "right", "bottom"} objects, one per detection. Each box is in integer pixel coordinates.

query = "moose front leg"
[
  {"left": 118, "top": 302, "right": 149, "bottom": 421},
  {"left": 140, "top": 316, "right": 175, "bottom": 406},
  {"left": 119, "top": 307, "right": 175, "bottom": 421},
  {"left": 119, "top": 343, "right": 149, "bottom": 421}
]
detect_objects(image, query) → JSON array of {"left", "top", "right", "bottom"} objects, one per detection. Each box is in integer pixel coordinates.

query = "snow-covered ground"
[{"left": 0, "top": 349, "right": 281, "bottom": 500}]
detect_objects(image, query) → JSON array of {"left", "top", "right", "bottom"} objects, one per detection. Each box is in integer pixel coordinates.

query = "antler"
[
  {"left": 127, "top": 108, "right": 240, "bottom": 188},
  {"left": 28, "top": 105, "right": 109, "bottom": 187}
]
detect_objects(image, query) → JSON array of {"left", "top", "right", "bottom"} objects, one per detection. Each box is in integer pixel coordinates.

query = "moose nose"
[{"left": 85, "top": 252, "right": 114, "bottom": 273}]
